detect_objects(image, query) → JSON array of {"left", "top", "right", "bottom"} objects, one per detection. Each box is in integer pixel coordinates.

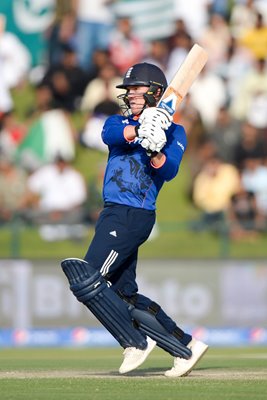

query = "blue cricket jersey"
[{"left": 101, "top": 114, "right": 187, "bottom": 210}]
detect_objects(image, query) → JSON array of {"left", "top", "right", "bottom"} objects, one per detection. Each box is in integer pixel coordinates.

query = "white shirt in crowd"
[{"left": 27, "top": 164, "right": 87, "bottom": 212}]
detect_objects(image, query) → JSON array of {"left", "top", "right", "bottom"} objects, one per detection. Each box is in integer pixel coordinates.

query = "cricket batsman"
[{"left": 61, "top": 62, "right": 208, "bottom": 376}]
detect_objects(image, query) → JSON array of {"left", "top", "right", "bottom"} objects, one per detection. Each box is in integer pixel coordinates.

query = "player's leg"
[
  {"left": 164, "top": 338, "right": 209, "bottom": 377},
  {"left": 92, "top": 204, "right": 208, "bottom": 376},
  {"left": 117, "top": 289, "right": 192, "bottom": 355},
  {"left": 115, "top": 282, "right": 208, "bottom": 376},
  {"left": 85, "top": 205, "right": 158, "bottom": 373},
  {"left": 61, "top": 257, "right": 157, "bottom": 373},
  {"left": 61, "top": 205, "right": 157, "bottom": 373},
  {"left": 84, "top": 205, "right": 156, "bottom": 279},
  {"left": 88, "top": 206, "right": 200, "bottom": 372},
  {"left": 130, "top": 293, "right": 209, "bottom": 377},
  {"left": 61, "top": 257, "right": 147, "bottom": 349}
]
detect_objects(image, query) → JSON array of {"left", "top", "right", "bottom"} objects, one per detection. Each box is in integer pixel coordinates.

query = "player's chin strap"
[
  {"left": 118, "top": 292, "right": 192, "bottom": 359},
  {"left": 143, "top": 84, "right": 160, "bottom": 107},
  {"left": 117, "top": 84, "right": 162, "bottom": 116}
]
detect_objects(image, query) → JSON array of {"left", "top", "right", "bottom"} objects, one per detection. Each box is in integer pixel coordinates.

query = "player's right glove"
[
  {"left": 136, "top": 123, "right": 167, "bottom": 153},
  {"left": 139, "top": 107, "right": 173, "bottom": 130}
]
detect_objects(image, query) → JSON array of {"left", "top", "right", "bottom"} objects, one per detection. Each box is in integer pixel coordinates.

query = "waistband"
[{"left": 104, "top": 202, "right": 118, "bottom": 208}]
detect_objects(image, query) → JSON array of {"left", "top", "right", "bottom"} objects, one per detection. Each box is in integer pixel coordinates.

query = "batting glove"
[
  {"left": 138, "top": 123, "right": 167, "bottom": 153},
  {"left": 139, "top": 107, "right": 173, "bottom": 130}
]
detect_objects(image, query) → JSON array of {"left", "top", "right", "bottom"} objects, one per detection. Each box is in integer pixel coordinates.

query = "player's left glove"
[
  {"left": 137, "top": 123, "right": 167, "bottom": 153},
  {"left": 139, "top": 107, "right": 173, "bottom": 130}
]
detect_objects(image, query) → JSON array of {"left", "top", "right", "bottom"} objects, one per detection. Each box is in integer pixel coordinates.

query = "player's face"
[{"left": 126, "top": 86, "right": 149, "bottom": 115}]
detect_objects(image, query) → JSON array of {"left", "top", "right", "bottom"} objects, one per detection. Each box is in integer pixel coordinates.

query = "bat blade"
[{"left": 158, "top": 44, "right": 208, "bottom": 119}]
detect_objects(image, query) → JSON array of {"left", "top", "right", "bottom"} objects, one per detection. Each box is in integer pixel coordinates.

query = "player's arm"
[
  {"left": 150, "top": 125, "right": 187, "bottom": 181},
  {"left": 102, "top": 115, "right": 131, "bottom": 145},
  {"left": 123, "top": 125, "right": 137, "bottom": 142},
  {"left": 150, "top": 152, "right": 166, "bottom": 168},
  {"left": 102, "top": 116, "right": 141, "bottom": 145}
]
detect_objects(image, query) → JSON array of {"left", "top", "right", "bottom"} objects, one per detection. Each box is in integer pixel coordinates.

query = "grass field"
[{"left": 0, "top": 346, "right": 266, "bottom": 400}]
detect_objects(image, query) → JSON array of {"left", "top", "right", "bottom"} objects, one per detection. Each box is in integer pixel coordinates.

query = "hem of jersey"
[{"left": 104, "top": 201, "right": 155, "bottom": 212}]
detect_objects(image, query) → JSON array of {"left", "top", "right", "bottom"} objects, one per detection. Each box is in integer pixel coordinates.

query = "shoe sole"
[
  {"left": 165, "top": 343, "right": 209, "bottom": 378},
  {"left": 119, "top": 338, "right": 156, "bottom": 374}
]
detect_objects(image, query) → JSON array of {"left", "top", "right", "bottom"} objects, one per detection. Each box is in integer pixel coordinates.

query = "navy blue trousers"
[{"left": 84, "top": 204, "right": 191, "bottom": 344}]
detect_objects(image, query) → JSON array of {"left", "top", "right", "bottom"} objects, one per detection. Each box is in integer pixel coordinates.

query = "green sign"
[{"left": 0, "top": 0, "right": 55, "bottom": 66}]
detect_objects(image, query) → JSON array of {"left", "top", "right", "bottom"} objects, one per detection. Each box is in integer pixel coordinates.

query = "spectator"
[
  {"left": 177, "top": 93, "right": 206, "bottom": 154},
  {"left": 0, "top": 154, "right": 29, "bottom": 224},
  {"left": 238, "top": 11, "right": 267, "bottom": 60},
  {"left": 0, "top": 14, "right": 31, "bottom": 89},
  {"left": 80, "top": 62, "right": 122, "bottom": 113},
  {"left": 232, "top": 121, "right": 266, "bottom": 170},
  {"left": 41, "top": 43, "right": 89, "bottom": 111},
  {"left": 142, "top": 38, "right": 170, "bottom": 73},
  {"left": 191, "top": 154, "right": 241, "bottom": 232},
  {"left": 46, "top": 11, "right": 77, "bottom": 66},
  {"left": 80, "top": 100, "right": 120, "bottom": 152},
  {"left": 0, "top": 111, "right": 27, "bottom": 158},
  {"left": 109, "top": 15, "right": 145, "bottom": 74},
  {"left": 199, "top": 13, "right": 232, "bottom": 73},
  {"left": 209, "top": 105, "right": 242, "bottom": 164},
  {"left": 16, "top": 106, "right": 76, "bottom": 172},
  {"left": 227, "top": 185, "right": 265, "bottom": 240},
  {"left": 41, "top": 69, "right": 74, "bottom": 112},
  {"left": 230, "top": 58, "right": 267, "bottom": 125},
  {"left": 215, "top": 35, "right": 254, "bottom": 101},
  {"left": 229, "top": 0, "right": 258, "bottom": 39},
  {"left": 167, "top": 18, "right": 191, "bottom": 50},
  {"left": 23, "top": 154, "right": 88, "bottom": 239},
  {"left": 187, "top": 138, "right": 218, "bottom": 201},
  {"left": 209, "top": 0, "right": 232, "bottom": 21},
  {"left": 173, "top": 0, "right": 210, "bottom": 40},
  {"left": 86, "top": 48, "right": 112, "bottom": 84},
  {"left": 0, "top": 62, "right": 13, "bottom": 116},
  {"left": 166, "top": 31, "right": 192, "bottom": 82},
  {"left": 189, "top": 65, "right": 228, "bottom": 132},
  {"left": 240, "top": 156, "right": 267, "bottom": 224},
  {"left": 25, "top": 82, "right": 54, "bottom": 120},
  {"left": 185, "top": 136, "right": 217, "bottom": 206},
  {"left": 73, "top": 0, "right": 114, "bottom": 71}
]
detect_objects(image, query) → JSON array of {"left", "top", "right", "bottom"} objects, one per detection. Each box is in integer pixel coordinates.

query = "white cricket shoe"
[
  {"left": 119, "top": 336, "right": 156, "bottom": 374},
  {"left": 164, "top": 339, "right": 208, "bottom": 377}
]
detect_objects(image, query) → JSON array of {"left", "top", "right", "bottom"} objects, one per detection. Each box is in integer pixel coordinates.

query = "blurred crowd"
[{"left": 0, "top": 0, "right": 267, "bottom": 241}]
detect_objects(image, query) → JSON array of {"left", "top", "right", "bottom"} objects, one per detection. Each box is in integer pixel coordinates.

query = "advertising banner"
[{"left": 1, "top": 259, "right": 267, "bottom": 330}]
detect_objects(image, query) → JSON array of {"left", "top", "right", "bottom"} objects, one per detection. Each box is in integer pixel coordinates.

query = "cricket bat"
[{"left": 157, "top": 43, "right": 208, "bottom": 123}]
